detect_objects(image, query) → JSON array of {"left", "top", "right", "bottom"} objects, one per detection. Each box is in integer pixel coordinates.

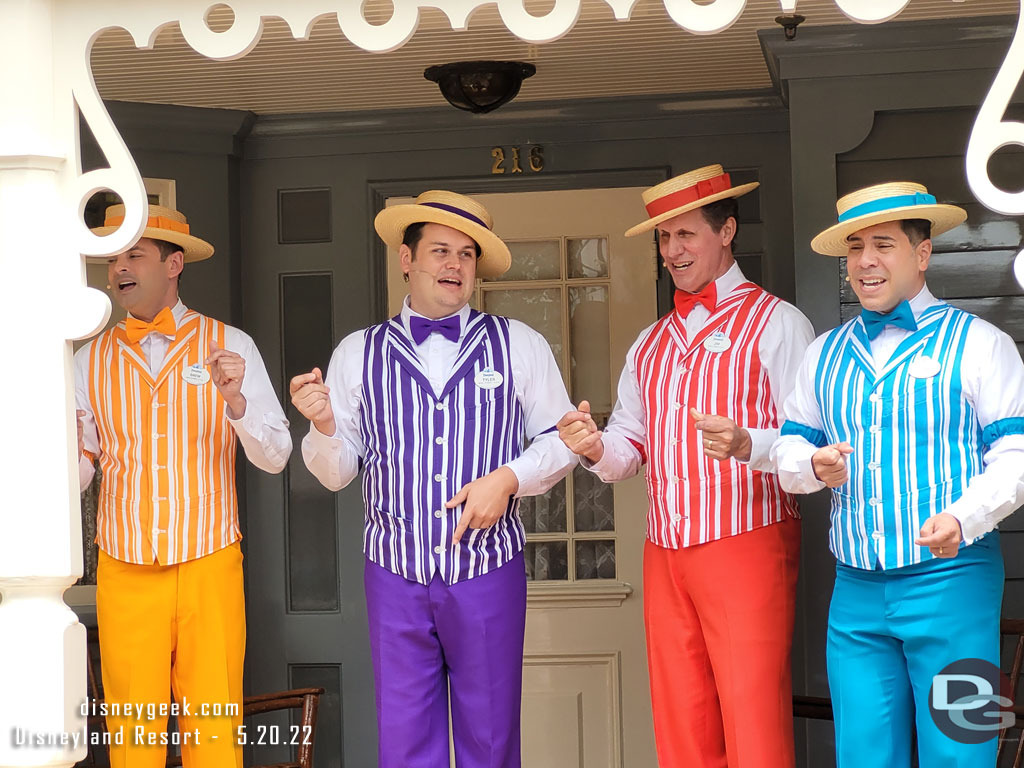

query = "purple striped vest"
[{"left": 360, "top": 310, "right": 526, "bottom": 585}]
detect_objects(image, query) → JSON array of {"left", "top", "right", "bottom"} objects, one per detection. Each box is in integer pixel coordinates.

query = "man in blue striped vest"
[
  {"left": 773, "top": 181, "right": 1024, "bottom": 766},
  {"left": 289, "top": 190, "right": 577, "bottom": 768}
]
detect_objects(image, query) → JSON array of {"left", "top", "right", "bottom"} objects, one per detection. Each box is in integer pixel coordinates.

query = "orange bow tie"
[{"left": 125, "top": 307, "right": 176, "bottom": 344}]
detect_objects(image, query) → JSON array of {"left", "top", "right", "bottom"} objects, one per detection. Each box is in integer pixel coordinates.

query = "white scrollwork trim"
[
  {"left": 663, "top": 0, "right": 746, "bottom": 35},
  {"left": 829, "top": 0, "right": 910, "bottom": 23}
]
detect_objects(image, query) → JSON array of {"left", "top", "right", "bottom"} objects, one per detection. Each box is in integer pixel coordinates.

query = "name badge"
[
  {"left": 908, "top": 355, "right": 940, "bottom": 379},
  {"left": 475, "top": 366, "right": 503, "bottom": 390},
  {"left": 703, "top": 331, "right": 732, "bottom": 353},
  {"left": 182, "top": 363, "right": 211, "bottom": 386}
]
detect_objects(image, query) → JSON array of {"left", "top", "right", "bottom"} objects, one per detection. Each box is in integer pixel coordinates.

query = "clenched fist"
[{"left": 290, "top": 367, "right": 335, "bottom": 436}]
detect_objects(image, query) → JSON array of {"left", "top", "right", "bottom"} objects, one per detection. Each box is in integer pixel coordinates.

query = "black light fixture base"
[
  {"left": 424, "top": 60, "right": 536, "bottom": 114},
  {"left": 775, "top": 13, "right": 806, "bottom": 40}
]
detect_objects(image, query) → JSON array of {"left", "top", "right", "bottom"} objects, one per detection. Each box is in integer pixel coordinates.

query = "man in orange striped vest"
[
  {"left": 74, "top": 205, "right": 292, "bottom": 768},
  {"left": 558, "top": 166, "right": 814, "bottom": 767}
]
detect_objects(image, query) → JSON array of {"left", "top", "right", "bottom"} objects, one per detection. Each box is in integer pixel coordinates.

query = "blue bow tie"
[
  {"left": 409, "top": 315, "right": 461, "bottom": 345},
  {"left": 861, "top": 300, "right": 918, "bottom": 341}
]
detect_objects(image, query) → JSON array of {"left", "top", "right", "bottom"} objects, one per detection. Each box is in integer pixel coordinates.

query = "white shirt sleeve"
[
  {"left": 943, "top": 319, "right": 1024, "bottom": 542},
  {"left": 770, "top": 334, "right": 829, "bottom": 494},
  {"left": 301, "top": 331, "right": 366, "bottom": 492},
  {"left": 504, "top": 320, "right": 579, "bottom": 498},
  {"left": 745, "top": 301, "right": 815, "bottom": 472},
  {"left": 585, "top": 329, "right": 650, "bottom": 483},
  {"left": 74, "top": 343, "right": 99, "bottom": 491},
  {"left": 223, "top": 326, "right": 292, "bottom": 474}
]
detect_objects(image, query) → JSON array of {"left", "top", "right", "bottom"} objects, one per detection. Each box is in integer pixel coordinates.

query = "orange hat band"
[
  {"left": 104, "top": 214, "right": 191, "bottom": 235},
  {"left": 645, "top": 172, "right": 732, "bottom": 219}
]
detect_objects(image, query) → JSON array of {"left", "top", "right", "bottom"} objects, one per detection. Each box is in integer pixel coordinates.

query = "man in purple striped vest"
[{"left": 290, "top": 190, "right": 577, "bottom": 768}]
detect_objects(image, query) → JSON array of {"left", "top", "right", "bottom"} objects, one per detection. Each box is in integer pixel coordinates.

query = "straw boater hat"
[
  {"left": 89, "top": 203, "right": 214, "bottom": 263},
  {"left": 624, "top": 164, "right": 759, "bottom": 238},
  {"left": 811, "top": 182, "right": 967, "bottom": 257},
  {"left": 374, "top": 190, "right": 511, "bottom": 279}
]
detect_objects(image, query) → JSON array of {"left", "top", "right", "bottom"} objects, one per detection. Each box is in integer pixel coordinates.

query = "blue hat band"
[{"left": 837, "top": 192, "right": 937, "bottom": 223}]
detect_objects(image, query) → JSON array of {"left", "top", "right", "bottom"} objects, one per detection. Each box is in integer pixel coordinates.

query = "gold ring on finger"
[{"left": 939, "top": 546, "right": 944, "bottom": 554}]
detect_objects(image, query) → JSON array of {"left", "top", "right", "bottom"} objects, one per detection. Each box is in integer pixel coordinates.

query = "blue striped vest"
[
  {"left": 360, "top": 310, "right": 526, "bottom": 585},
  {"left": 790, "top": 303, "right": 992, "bottom": 570}
]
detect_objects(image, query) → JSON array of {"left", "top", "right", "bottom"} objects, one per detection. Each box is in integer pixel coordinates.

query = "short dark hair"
[
  {"left": 402, "top": 221, "right": 481, "bottom": 259},
  {"left": 699, "top": 197, "right": 740, "bottom": 244},
  {"left": 900, "top": 218, "right": 931, "bottom": 247},
  {"left": 152, "top": 239, "right": 182, "bottom": 261},
  {"left": 152, "top": 239, "right": 185, "bottom": 283}
]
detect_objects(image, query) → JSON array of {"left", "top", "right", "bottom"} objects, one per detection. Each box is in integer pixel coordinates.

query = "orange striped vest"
[
  {"left": 635, "top": 283, "right": 798, "bottom": 549},
  {"left": 85, "top": 311, "right": 239, "bottom": 565}
]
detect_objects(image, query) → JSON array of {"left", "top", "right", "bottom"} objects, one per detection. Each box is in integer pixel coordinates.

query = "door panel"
[{"left": 387, "top": 187, "right": 659, "bottom": 766}]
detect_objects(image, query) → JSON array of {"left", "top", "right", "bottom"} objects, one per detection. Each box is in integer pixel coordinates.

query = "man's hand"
[
  {"left": 206, "top": 340, "right": 247, "bottom": 419},
  {"left": 556, "top": 400, "right": 604, "bottom": 463},
  {"left": 76, "top": 409, "right": 86, "bottom": 459},
  {"left": 811, "top": 442, "right": 854, "bottom": 488},
  {"left": 915, "top": 512, "right": 963, "bottom": 558},
  {"left": 289, "top": 368, "right": 336, "bottom": 436},
  {"left": 447, "top": 466, "right": 520, "bottom": 545},
  {"left": 690, "top": 408, "right": 752, "bottom": 462}
]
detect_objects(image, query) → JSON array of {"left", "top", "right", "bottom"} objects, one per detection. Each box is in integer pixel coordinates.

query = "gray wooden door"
[{"left": 241, "top": 162, "right": 377, "bottom": 768}]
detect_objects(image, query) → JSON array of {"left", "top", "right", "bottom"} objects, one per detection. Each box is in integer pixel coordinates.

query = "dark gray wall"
[
  {"left": 763, "top": 16, "right": 1023, "bottom": 766},
  {"left": 239, "top": 90, "right": 795, "bottom": 768}
]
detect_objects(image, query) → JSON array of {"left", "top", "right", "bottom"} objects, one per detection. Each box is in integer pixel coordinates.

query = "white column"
[{"left": 0, "top": 1, "right": 108, "bottom": 766}]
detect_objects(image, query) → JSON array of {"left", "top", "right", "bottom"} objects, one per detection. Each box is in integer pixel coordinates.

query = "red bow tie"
[{"left": 673, "top": 284, "right": 717, "bottom": 317}]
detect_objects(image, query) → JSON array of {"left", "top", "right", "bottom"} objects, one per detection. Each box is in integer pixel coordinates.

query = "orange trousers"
[
  {"left": 644, "top": 518, "right": 800, "bottom": 768},
  {"left": 96, "top": 543, "right": 245, "bottom": 768}
]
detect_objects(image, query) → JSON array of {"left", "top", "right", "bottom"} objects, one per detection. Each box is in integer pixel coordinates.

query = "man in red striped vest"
[
  {"left": 74, "top": 205, "right": 292, "bottom": 768},
  {"left": 558, "top": 166, "right": 814, "bottom": 767}
]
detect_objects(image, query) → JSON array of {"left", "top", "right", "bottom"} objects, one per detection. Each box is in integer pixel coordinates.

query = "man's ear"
[
  {"left": 167, "top": 250, "right": 184, "bottom": 279},
  {"left": 399, "top": 243, "right": 414, "bottom": 278},
  {"left": 719, "top": 216, "right": 737, "bottom": 248},
  {"left": 916, "top": 238, "right": 933, "bottom": 273}
]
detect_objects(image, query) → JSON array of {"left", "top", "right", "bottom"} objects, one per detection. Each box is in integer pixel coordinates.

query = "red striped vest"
[{"left": 634, "top": 283, "right": 798, "bottom": 549}]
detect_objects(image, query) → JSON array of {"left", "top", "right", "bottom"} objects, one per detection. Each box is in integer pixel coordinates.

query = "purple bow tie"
[{"left": 409, "top": 315, "right": 461, "bottom": 345}]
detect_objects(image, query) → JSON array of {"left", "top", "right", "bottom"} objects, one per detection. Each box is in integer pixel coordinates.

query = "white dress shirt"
[
  {"left": 588, "top": 262, "right": 815, "bottom": 481},
  {"left": 302, "top": 298, "right": 577, "bottom": 497},
  {"left": 76, "top": 300, "right": 291, "bottom": 488},
  {"left": 772, "top": 284, "right": 1024, "bottom": 542}
]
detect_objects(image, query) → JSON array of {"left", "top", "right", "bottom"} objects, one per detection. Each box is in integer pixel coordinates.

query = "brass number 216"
[{"left": 491, "top": 146, "right": 544, "bottom": 174}]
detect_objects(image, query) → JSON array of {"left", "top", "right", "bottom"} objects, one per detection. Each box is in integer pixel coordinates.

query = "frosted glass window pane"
[
  {"left": 525, "top": 542, "right": 568, "bottom": 581},
  {"left": 575, "top": 540, "right": 616, "bottom": 580},
  {"left": 569, "top": 286, "right": 610, "bottom": 411},
  {"left": 484, "top": 288, "right": 564, "bottom": 367},
  {"left": 488, "top": 240, "right": 561, "bottom": 282},
  {"left": 520, "top": 480, "right": 567, "bottom": 534},
  {"left": 572, "top": 465, "right": 614, "bottom": 532},
  {"left": 567, "top": 238, "right": 608, "bottom": 278}
]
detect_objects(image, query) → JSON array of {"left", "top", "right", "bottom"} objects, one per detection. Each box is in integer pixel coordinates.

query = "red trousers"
[{"left": 643, "top": 517, "right": 800, "bottom": 768}]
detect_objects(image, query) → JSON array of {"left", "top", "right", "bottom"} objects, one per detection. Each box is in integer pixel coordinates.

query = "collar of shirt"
[
  {"left": 400, "top": 297, "right": 471, "bottom": 345},
  {"left": 129, "top": 300, "right": 186, "bottom": 373},
  {"left": 866, "top": 284, "right": 937, "bottom": 367},
  {"left": 682, "top": 261, "right": 745, "bottom": 337}
]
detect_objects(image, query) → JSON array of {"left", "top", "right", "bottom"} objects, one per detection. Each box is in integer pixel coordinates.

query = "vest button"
[
  {"left": 435, "top": 437, "right": 445, "bottom": 445},
  {"left": 868, "top": 462, "right": 880, "bottom": 471},
  {"left": 434, "top": 510, "right": 443, "bottom": 518},
  {"left": 672, "top": 514, "right": 682, "bottom": 522},
  {"left": 434, "top": 473, "right": 444, "bottom": 482},
  {"left": 870, "top": 425, "right": 881, "bottom": 434},
  {"left": 434, "top": 545, "right": 442, "bottom": 555},
  {"left": 869, "top": 394, "right": 881, "bottom": 403},
  {"left": 435, "top": 403, "right": 445, "bottom": 411},
  {"left": 869, "top": 498, "right": 879, "bottom": 506},
  {"left": 872, "top": 531, "right": 883, "bottom": 540}
]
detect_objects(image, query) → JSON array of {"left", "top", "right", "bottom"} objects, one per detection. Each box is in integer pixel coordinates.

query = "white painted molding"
[{"left": 527, "top": 581, "right": 634, "bottom": 609}]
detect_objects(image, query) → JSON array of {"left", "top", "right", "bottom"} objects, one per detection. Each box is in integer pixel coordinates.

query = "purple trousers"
[{"left": 364, "top": 552, "right": 527, "bottom": 768}]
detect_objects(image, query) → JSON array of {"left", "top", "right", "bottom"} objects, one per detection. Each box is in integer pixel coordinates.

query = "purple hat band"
[{"left": 420, "top": 201, "right": 489, "bottom": 230}]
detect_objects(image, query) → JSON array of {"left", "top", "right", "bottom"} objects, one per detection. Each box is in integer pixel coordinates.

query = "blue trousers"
[{"left": 826, "top": 533, "right": 1004, "bottom": 768}]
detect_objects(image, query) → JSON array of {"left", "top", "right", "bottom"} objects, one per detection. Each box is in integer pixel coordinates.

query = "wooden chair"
[
  {"left": 80, "top": 639, "right": 324, "bottom": 768},
  {"left": 793, "top": 619, "right": 1024, "bottom": 767},
  {"left": 997, "top": 618, "right": 1024, "bottom": 767}
]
